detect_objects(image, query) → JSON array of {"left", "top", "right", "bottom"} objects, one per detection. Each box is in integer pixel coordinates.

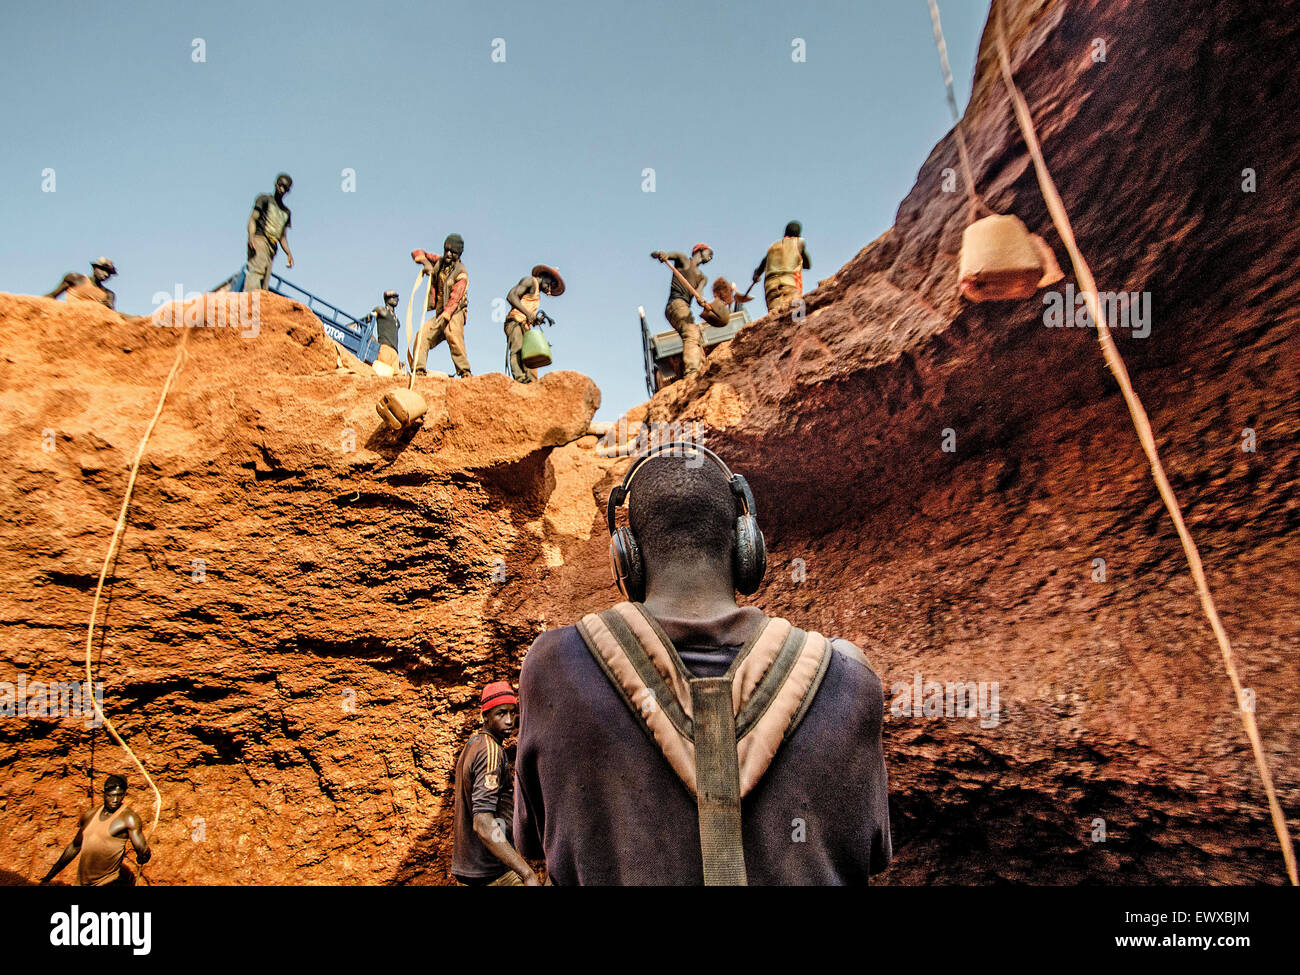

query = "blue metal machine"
[{"left": 215, "top": 265, "right": 380, "bottom": 364}]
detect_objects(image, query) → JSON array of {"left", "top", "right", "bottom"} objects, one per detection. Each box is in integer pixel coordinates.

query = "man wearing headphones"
[{"left": 513, "top": 443, "right": 891, "bottom": 885}]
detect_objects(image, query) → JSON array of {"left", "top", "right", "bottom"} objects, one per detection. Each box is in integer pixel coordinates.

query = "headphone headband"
[{"left": 606, "top": 441, "right": 751, "bottom": 535}]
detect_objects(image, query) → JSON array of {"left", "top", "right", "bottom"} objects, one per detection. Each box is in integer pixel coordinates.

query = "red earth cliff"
[{"left": 3, "top": 0, "right": 1297, "bottom": 885}]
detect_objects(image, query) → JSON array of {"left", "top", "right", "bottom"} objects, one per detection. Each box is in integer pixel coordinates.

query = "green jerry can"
[{"left": 521, "top": 326, "right": 553, "bottom": 368}]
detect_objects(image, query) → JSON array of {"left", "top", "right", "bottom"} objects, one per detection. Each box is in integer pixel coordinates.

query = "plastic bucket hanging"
[
  {"left": 521, "top": 326, "right": 553, "bottom": 368},
  {"left": 959, "top": 213, "right": 1064, "bottom": 302},
  {"left": 376, "top": 388, "right": 428, "bottom": 431}
]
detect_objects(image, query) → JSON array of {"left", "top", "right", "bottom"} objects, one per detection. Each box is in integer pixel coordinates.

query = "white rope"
[
  {"left": 990, "top": 0, "right": 1296, "bottom": 885},
  {"left": 86, "top": 326, "right": 191, "bottom": 846}
]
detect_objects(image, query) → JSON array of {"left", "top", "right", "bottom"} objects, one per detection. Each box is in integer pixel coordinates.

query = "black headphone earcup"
[
  {"left": 610, "top": 526, "right": 646, "bottom": 602},
  {"left": 733, "top": 517, "right": 766, "bottom": 595}
]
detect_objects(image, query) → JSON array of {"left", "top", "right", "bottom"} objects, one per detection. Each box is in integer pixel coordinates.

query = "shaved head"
[{"left": 628, "top": 453, "right": 735, "bottom": 573}]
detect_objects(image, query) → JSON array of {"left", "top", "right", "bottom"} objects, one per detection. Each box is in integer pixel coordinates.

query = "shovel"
[{"left": 657, "top": 257, "right": 732, "bottom": 328}]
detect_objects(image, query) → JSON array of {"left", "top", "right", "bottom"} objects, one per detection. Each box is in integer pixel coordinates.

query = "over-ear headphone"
[{"left": 607, "top": 441, "right": 767, "bottom": 602}]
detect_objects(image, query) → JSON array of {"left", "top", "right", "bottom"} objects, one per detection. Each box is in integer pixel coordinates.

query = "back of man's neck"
[{"left": 642, "top": 590, "right": 738, "bottom": 623}]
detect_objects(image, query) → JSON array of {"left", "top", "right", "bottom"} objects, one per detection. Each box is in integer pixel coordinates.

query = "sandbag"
[
  {"left": 959, "top": 213, "right": 1062, "bottom": 302},
  {"left": 376, "top": 388, "right": 428, "bottom": 430},
  {"left": 521, "top": 326, "right": 552, "bottom": 368}
]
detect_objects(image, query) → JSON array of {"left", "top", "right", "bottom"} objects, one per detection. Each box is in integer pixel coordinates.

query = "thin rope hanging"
[
  {"left": 989, "top": 0, "right": 1296, "bottom": 885},
  {"left": 927, "top": 0, "right": 990, "bottom": 221},
  {"left": 86, "top": 325, "right": 191, "bottom": 849}
]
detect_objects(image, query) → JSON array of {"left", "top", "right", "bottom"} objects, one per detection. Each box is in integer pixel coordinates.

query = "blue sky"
[{"left": 0, "top": 0, "right": 988, "bottom": 419}]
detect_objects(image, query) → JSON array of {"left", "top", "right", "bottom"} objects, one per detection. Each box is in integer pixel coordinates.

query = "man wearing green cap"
[
  {"left": 411, "top": 234, "right": 471, "bottom": 377},
  {"left": 503, "top": 265, "right": 564, "bottom": 383},
  {"left": 46, "top": 257, "right": 117, "bottom": 310},
  {"left": 242, "top": 173, "right": 294, "bottom": 292},
  {"left": 752, "top": 221, "right": 811, "bottom": 316}
]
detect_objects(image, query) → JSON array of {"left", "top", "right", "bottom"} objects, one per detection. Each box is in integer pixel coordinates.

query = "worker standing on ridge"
[
  {"left": 503, "top": 265, "right": 564, "bottom": 383},
  {"left": 359, "top": 289, "right": 403, "bottom": 374},
  {"left": 514, "top": 445, "right": 892, "bottom": 884},
  {"left": 751, "top": 221, "right": 810, "bottom": 316},
  {"left": 40, "top": 774, "right": 152, "bottom": 886},
  {"left": 451, "top": 683, "right": 540, "bottom": 886},
  {"left": 45, "top": 257, "right": 118, "bottom": 310},
  {"left": 411, "top": 234, "right": 471, "bottom": 377},
  {"left": 242, "top": 173, "right": 294, "bottom": 292},
  {"left": 650, "top": 244, "right": 713, "bottom": 378}
]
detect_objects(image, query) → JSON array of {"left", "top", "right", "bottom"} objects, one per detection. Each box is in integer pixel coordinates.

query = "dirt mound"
[
  {"left": 1, "top": 292, "right": 606, "bottom": 884},
  {"left": 3, "top": 0, "right": 1297, "bottom": 885}
]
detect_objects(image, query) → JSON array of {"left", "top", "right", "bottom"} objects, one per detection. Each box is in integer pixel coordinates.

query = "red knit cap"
[
  {"left": 481, "top": 681, "right": 518, "bottom": 713},
  {"left": 692, "top": 242, "right": 711, "bottom": 255}
]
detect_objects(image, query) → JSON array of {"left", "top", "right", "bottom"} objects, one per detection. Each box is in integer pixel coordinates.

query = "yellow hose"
[{"left": 404, "top": 268, "right": 433, "bottom": 363}]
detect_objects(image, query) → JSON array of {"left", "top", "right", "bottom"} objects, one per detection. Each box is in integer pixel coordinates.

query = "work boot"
[{"left": 414, "top": 367, "right": 427, "bottom": 376}]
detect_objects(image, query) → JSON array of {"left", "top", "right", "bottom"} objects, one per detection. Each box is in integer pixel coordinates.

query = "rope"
[
  {"left": 990, "top": 0, "right": 1296, "bottom": 885},
  {"left": 86, "top": 324, "right": 191, "bottom": 852},
  {"left": 403, "top": 268, "right": 433, "bottom": 387},
  {"left": 926, "top": 0, "right": 992, "bottom": 221}
]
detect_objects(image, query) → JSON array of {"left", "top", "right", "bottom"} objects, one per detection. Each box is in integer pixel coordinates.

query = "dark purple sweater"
[{"left": 513, "top": 604, "right": 892, "bottom": 885}]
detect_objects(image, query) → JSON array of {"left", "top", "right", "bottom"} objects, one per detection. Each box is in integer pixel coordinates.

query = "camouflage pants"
[
  {"left": 504, "top": 319, "right": 537, "bottom": 383},
  {"left": 665, "top": 298, "right": 702, "bottom": 376},
  {"left": 244, "top": 235, "right": 276, "bottom": 292},
  {"left": 764, "top": 279, "right": 800, "bottom": 316}
]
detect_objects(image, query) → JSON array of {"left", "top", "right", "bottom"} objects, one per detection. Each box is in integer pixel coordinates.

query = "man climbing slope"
[
  {"left": 503, "top": 265, "right": 564, "bottom": 383},
  {"left": 242, "top": 173, "right": 294, "bottom": 292},
  {"left": 411, "top": 234, "right": 471, "bottom": 377},
  {"left": 651, "top": 243, "right": 713, "bottom": 378},
  {"left": 40, "top": 774, "right": 152, "bottom": 886},
  {"left": 451, "top": 683, "right": 540, "bottom": 886},
  {"left": 513, "top": 445, "right": 892, "bottom": 884},
  {"left": 751, "top": 221, "right": 811, "bottom": 316},
  {"left": 45, "top": 257, "right": 118, "bottom": 309}
]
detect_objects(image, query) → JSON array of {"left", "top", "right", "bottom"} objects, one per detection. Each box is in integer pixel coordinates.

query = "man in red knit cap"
[{"left": 450, "top": 681, "right": 539, "bottom": 886}]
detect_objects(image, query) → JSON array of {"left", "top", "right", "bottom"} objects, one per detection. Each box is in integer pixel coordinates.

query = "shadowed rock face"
[
  {"left": 3, "top": 0, "right": 1296, "bottom": 886},
  {"left": 627, "top": 0, "right": 1300, "bottom": 883}
]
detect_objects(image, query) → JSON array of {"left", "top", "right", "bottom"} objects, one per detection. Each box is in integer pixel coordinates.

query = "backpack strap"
[
  {"left": 691, "top": 677, "right": 746, "bottom": 885},
  {"left": 576, "top": 601, "right": 834, "bottom": 885}
]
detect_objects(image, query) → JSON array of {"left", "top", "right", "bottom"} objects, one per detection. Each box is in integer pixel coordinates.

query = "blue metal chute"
[{"left": 212, "top": 265, "right": 380, "bottom": 364}]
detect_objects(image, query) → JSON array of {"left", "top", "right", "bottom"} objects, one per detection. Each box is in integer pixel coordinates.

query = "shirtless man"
[
  {"left": 503, "top": 265, "right": 564, "bottom": 383},
  {"left": 45, "top": 257, "right": 117, "bottom": 310},
  {"left": 651, "top": 244, "right": 713, "bottom": 377},
  {"left": 41, "top": 774, "right": 152, "bottom": 886}
]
